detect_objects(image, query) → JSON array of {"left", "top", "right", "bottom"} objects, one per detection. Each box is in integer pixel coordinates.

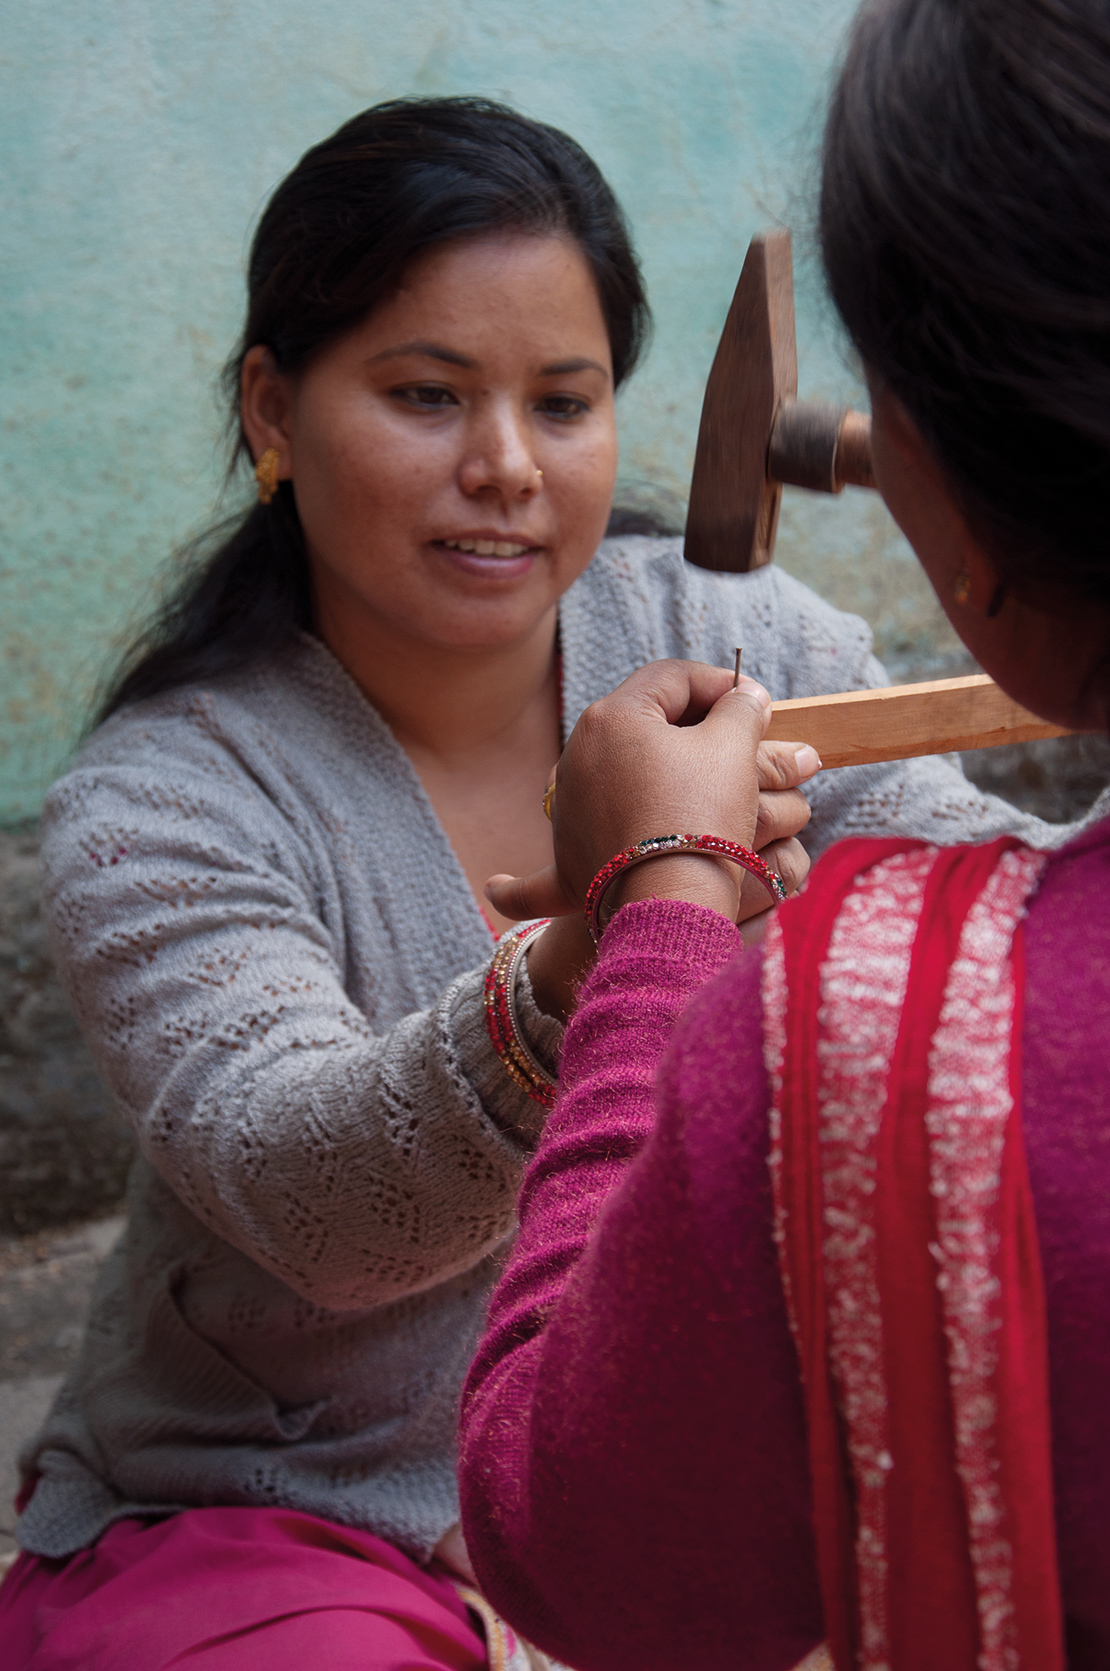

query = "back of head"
[
  {"left": 100, "top": 97, "right": 648, "bottom": 719},
  {"left": 821, "top": 0, "right": 1110, "bottom": 603}
]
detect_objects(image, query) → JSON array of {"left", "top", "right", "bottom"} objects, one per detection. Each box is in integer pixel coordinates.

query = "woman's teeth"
[{"left": 442, "top": 539, "right": 531, "bottom": 558}]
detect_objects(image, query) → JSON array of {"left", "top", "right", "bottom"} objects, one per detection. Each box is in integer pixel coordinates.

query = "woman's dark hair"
[
  {"left": 101, "top": 97, "right": 649, "bottom": 717},
  {"left": 821, "top": 0, "right": 1110, "bottom": 603}
]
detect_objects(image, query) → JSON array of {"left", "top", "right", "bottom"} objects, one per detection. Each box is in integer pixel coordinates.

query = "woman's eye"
[
  {"left": 394, "top": 384, "right": 459, "bottom": 410},
  {"left": 538, "top": 395, "right": 590, "bottom": 421}
]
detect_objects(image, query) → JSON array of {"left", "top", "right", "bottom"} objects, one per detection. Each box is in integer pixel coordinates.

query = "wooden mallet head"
[
  {"left": 681, "top": 228, "right": 1072, "bottom": 761},
  {"left": 684, "top": 229, "right": 875, "bottom": 574}
]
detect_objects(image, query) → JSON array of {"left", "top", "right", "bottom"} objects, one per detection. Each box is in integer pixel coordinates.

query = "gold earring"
[
  {"left": 535, "top": 467, "right": 544, "bottom": 483},
  {"left": 255, "top": 447, "right": 281, "bottom": 505},
  {"left": 953, "top": 571, "right": 971, "bottom": 605}
]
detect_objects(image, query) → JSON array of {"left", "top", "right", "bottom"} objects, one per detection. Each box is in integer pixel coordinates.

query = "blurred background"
[
  {"left": 2, "top": 0, "right": 966, "bottom": 830},
  {"left": 1, "top": 1, "right": 1107, "bottom": 1551}
]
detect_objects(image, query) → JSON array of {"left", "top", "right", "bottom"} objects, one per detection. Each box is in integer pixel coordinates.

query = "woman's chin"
[
  {"left": 398, "top": 593, "right": 561, "bottom": 657},
  {"left": 407, "top": 544, "right": 564, "bottom": 645}
]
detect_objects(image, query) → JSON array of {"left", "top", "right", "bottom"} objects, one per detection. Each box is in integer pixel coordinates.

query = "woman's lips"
[{"left": 430, "top": 538, "right": 540, "bottom": 580}]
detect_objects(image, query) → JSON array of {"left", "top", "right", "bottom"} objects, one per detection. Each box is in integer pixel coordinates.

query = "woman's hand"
[
  {"left": 524, "top": 910, "right": 600, "bottom": 1022},
  {"left": 489, "top": 660, "right": 820, "bottom": 976}
]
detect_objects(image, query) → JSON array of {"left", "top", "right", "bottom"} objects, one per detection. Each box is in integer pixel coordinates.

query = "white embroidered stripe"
[
  {"left": 926, "top": 846, "right": 1047, "bottom": 1671},
  {"left": 818, "top": 848, "right": 935, "bottom": 1671},
  {"left": 763, "top": 917, "right": 792, "bottom": 1339},
  {"left": 766, "top": 845, "right": 1049, "bottom": 1671},
  {"left": 764, "top": 850, "right": 935, "bottom": 1671}
]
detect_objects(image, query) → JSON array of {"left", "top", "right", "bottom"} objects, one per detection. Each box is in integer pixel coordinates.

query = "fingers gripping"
[
  {"left": 736, "top": 837, "right": 811, "bottom": 924},
  {"left": 488, "top": 669, "right": 822, "bottom": 935},
  {"left": 756, "top": 740, "right": 822, "bottom": 791},
  {"left": 753, "top": 739, "right": 820, "bottom": 850}
]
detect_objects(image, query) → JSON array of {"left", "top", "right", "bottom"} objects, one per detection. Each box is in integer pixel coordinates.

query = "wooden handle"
[
  {"left": 765, "top": 674, "right": 1071, "bottom": 769},
  {"left": 767, "top": 400, "right": 876, "bottom": 493},
  {"left": 832, "top": 409, "right": 875, "bottom": 490}
]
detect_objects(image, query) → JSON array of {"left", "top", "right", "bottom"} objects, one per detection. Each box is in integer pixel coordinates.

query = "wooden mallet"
[{"left": 684, "top": 229, "right": 1070, "bottom": 764}]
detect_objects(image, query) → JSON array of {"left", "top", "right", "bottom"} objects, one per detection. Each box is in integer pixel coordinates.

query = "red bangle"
[
  {"left": 483, "top": 919, "right": 558, "bottom": 1107},
  {"left": 584, "top": 834, "right": 787, "bottom": 942}
]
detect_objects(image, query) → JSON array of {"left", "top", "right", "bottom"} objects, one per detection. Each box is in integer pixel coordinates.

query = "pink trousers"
[{"left": 0, "top": 1506, "right": 490, "bottom": 1669}]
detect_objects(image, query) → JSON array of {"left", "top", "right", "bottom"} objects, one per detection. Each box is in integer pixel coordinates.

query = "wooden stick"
[{"left": 764, "top": 674, "right": 1072, "bottom": 769}]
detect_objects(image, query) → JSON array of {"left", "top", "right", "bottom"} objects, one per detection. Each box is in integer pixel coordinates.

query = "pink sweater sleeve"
[{"left": 459, "top": 899, "right": 823, "bottom": 1671}]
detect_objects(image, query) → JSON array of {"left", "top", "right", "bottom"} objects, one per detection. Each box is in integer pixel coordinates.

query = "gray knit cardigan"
[{"left": 21, "top": 537, "right": 1080, "bottom": 1561}]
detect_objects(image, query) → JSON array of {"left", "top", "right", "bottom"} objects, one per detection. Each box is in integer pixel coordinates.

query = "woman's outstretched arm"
[
  {"left": 40, "top": 733, "right": 561, "bottom": 1313},
  {"left": 459, "top": 897, "right": 823, "bottom": 1671}
]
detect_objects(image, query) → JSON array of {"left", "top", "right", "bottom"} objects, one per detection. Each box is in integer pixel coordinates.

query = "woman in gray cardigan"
[{"left": 1, "top": 97, "right": 1074, "bottom": 1671}]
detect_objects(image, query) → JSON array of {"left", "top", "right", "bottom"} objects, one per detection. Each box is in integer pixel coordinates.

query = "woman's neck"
[
  {"left": 317, "top": 600, "right": 561, "bottom": 766},
  {"left": 317, "top": 596, "right": 563, "bottom": 933}
]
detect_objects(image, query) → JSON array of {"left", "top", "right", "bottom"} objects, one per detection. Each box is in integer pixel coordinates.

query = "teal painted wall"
[{"left": 0, "top": 0, "right": 961, "bottom": 824}]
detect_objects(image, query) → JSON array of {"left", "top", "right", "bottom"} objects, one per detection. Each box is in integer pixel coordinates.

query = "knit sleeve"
[
  {"left": 459, "top": 899, "right": 823, "bottom": 1671},
  {"left": 40, "top": 756, "right": 551, "bottom": 1312}
]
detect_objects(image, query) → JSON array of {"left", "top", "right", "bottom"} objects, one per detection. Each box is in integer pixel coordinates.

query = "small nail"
[
  {"left": 793, "top": 745, "right": 822, "bottom": 778},
  {"left": 483, "top": 882, "right": 494, "bottom": 900}
]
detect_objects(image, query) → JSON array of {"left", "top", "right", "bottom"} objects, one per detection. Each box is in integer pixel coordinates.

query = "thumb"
[
  {"left": 701, "top": 676, "right": 772, "bottom": 742},
  {"left": 485, "top": 865, "right": 579, "bottom": 922}
]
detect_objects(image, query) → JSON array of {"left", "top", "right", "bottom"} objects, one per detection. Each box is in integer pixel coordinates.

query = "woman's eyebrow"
[
  {"left": 369, "top": 340, "right": 477, "bottom": 368},
  {"left": 540, "top": 357, "right": 609, "bottom": 377},
  {"left": 368, "top": 342, "right": 609, "bottom": 379}
]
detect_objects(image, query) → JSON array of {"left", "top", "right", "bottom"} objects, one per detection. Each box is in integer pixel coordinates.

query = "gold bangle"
[{"left": 483, "top": 921, "right": 558, "bottom": 1107}]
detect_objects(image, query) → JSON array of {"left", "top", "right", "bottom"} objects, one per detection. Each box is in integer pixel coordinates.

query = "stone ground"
[
  {"left": 0, "top": 826, "right": 134, "bottom": 1237},
  {"left": 2, "top": 714, "right": 1108, "bottom": 1572},
  {"left": 0, "top": 825, "right": 135, "bottom": 1570},
  {"left": 0, "top": 1212, "right": 124, "bottom": 1566}
]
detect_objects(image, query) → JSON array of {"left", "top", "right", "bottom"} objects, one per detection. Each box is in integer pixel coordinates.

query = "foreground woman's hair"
[
  {"left": 822, "top": 0, "right": 1110, "bottom": 602},
  {"left": 101, "top": 96, "right": 649, "bottom": 717}
]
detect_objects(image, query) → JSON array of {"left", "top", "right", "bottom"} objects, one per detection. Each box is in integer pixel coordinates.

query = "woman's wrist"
[
  {"left": 523, "top": 855, "right": 742, "bottom": 1025},
  {"left": 607, "top": 852, "right": 739, "bottom": 920},
  {"left": 525, "top": 912, "right": 597, "bottom": 1021}
]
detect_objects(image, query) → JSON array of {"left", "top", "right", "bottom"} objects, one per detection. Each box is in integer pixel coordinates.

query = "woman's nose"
[{"left": 457, "top": 403, "right": 540, "bottom": 500}]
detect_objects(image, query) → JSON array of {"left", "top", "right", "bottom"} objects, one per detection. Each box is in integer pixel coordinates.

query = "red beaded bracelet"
[{"left": 584, "top": 834, "right": 787, "bottom": 943}]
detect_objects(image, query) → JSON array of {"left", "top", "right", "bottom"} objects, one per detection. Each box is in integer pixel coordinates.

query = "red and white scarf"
[{"left": 763, "top": 837, "right": 1064, "bottom": 1671}]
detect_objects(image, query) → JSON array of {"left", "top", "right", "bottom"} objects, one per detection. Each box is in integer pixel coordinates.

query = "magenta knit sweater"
[{"left": 458, "top": 820, "right": 1110, "bottom": 1671}]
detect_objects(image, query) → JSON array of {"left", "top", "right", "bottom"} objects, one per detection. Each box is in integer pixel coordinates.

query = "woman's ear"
[
  {"left": 867, "top": 376, "right": 1000, "bottom": 612},
  {"left": 240, "top": 346, "right": 293, "bottom": 476},
  {"left": 954, "top": 543, "right": 1005, "bottom": 616}
]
